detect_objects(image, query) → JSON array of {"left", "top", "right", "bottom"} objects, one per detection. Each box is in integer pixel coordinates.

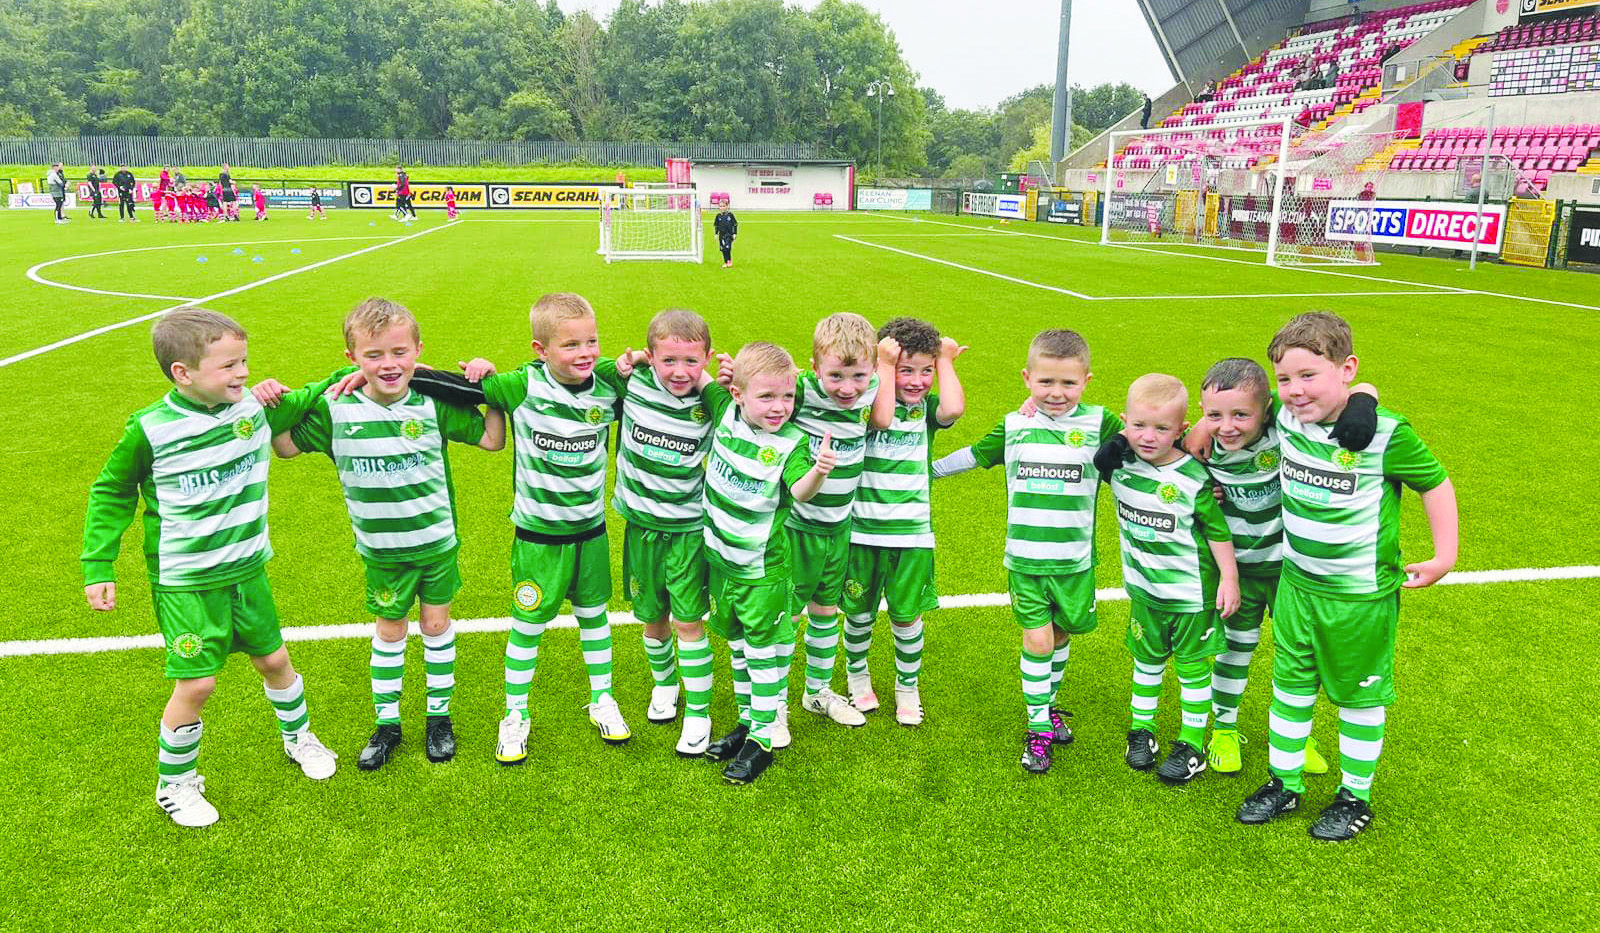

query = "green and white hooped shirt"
[
  {"left": 701, "top": 392, "right": 813, "bottom": 581},
  {"left": 612, "top": 368, "right": 720, "bottom": 533},
  {"left": 1207, "top": 421, "right": 1284, "bottom": 578},
  {"left": 1110, "top": 453, "right": 1231, "bottom": 614},
  {"left": 482, "top": 360, "right": 623, "bottom": 538},
  {"left": 851, "top": 392, "right": 946, "bottom": 549},
  {"left": 82, "top": 380, "right": 332, "bottom": 590},
  {"left": 1275, "top": 403, "right": 1447, "bottom": 599},
  {"left": 789, "top": 371, "right": 878, "bottom": 534},
  {"left": 290, "top": 389, "right": 484, "bottom": 564},
  {"left": 971, "top": 404, "right": 1122, "bottom": 576}
]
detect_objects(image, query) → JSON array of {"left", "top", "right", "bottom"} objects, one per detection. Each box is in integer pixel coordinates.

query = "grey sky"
[{"left": 556, "top": 0, "right": 1173, "bottom": 111}]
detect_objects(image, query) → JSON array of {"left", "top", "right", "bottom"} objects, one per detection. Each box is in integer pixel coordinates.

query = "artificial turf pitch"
[{"left": 1, "top": 207, "right": 1595, "bottom": 932}]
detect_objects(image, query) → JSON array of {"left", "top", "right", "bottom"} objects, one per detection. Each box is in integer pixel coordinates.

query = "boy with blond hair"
[
  {"left": 932, "top": 329, "right": 1120, "bottom": 774},
  {"left": 839, "top": 317, "right": 966, "bottom": 724},
  {"left": 700, "top": 342, "right": 836, "bottom": 783},
  {"left": 1237, "top": 312, "right": 1455, "bottom": 841},
  {"left": 611, "top": 309, "right": 726, "bottom": 756},
  {"left": 263, "top": 298, "right": 505, "bottom": 771},
  {"left": 1097, "top": 374, "right": 1239, "bottom": 785},
  {"left": 437, "top": 293, "right": 632, "bottom": 762},
  {"left": 791, "top": 312, "right": 879, "bottom": 734},
  {"left": 82, "top": 309, "right": 340, "bottom": 828}
]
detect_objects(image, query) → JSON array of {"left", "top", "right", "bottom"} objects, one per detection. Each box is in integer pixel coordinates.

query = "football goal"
[{"left": 598, "top": 188, "right": 703, "bottom": 263}]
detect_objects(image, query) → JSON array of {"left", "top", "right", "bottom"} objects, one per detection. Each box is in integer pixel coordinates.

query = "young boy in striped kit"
[
  {"left": 82, "top": 309, "right": 340, "bottom": 828},
  {"left": 839, "top": 318, "right": 966, "bottom": 725},
  {"left": 792, "top": 313, "right": 879, "bottom": 735},
  {"left": 264, "top": 298, "right": 505, "bottom": 771},
  {"left": 932, "top": 329, "right": 1120, "bottom": 774},
  {"left": 432, "top": 294, "right": 631, "bottom": 762},
  {"left": 611, "top": 310, "right": 726, "bottom": 756},
  {"left": 700, "top": 342, "right": 835, "bottom": 784},
  {"left": 1098, "top": 374, "right": 1239, "bottom": 785},
  {"left": 1186, "top": 358, "right": 1385, "bottom": 776},
  {"left": 1237, "top": 312, "right": 1455, "bottom": 841}
]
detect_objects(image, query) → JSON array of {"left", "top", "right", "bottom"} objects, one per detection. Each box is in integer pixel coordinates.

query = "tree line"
[{"left": 1, "top": 0, "right": 1144, "bottom": 177}]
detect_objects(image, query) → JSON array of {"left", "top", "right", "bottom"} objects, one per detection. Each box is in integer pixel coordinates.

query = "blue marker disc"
[
  {"left": 252, "top": 256, "right": 264, "bottom": 263},
  {"left": 196, "top": 256, "right": 208, "bottom": 263}
]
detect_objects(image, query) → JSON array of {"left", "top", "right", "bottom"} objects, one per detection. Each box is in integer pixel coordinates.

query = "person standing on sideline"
[
  {"left": 395, "top": 166, "right": 415, "bottom": 221},
  {"left": 1141, "top": 94, "right": 1154, "bottom": 129},
  {"left": 113, "top": 164, "right": 138, "bottom": 221},
  {"left": 48, "top": 163, "right": 69, "bottom": 224},
  {"left": 219, "top": 163, "right": 240, "bottom": 221},
  {"left": 715, "top": 204, "right": 738, "bottom": 268},
  {"left": 86, "top": 164, "right": 108, "bottom": 219}
]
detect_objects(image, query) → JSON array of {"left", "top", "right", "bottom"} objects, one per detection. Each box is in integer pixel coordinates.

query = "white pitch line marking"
[
  {"left": 2, "top": 223, "right": 459, "bottom": 368},
  {"left": 834, "top": 234, "right": 1096, "bottom": 300},
  {"left": 23, "top": 236, "right": 403, "bottom": 303},
  {"left": 7, "top": 564, "right": 1596, "bottom": 659}
]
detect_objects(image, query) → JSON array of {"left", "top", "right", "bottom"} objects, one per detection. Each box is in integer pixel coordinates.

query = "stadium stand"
[{"left": 1386, "top": 123, "right": 1600, "bottom": 191}]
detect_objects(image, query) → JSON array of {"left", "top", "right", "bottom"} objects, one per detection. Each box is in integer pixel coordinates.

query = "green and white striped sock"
[
  {"left": 370, "top": 633, "right": 407, "bottom": 725},
  {"left": 1175, "top": 658, "right": 1212, "bottom": 748},
  {"left": 843, "top": 612, "right": 875, "bottom": 675},
  {"left": 774, "top": 634, "right": 796, "bottom": 707},
  {"left": 728, "top": 638, "right": 752, "bottom": 727},
  {"left": 891, "top": 618, "right": 923, "bottom": 687},
  {"left": 1337, "top": 705, "right": 1386, "bottom": 801},
  {"left": 1267, "top": 682, "right": 1317, "bottom": 794},
  {"left": 1211, "top": 624, "right": 1259, "bottom": 727},
  {"left": 1129, "top": 659, "right": 1165, "bottom": 732},
  {"left": 1047, "top": 639, "right": 1071, "bottom": 704},
  {"left": 678, "top": 636, "right": 714, "bottom": 719},
  {"left": 1021, "top": 648, "right": 1053, "bottom": 733},
  {"left": 157, "top": 721, "right": 201, "bottom": 786},
  {"left": 745, "top": 639, "right": 785, "bottom": 751},
  {"left": 574, "top": 605, "right": 613, "bottom": 703},
  {"left": 803, "top": 611, "right": 840, "bottom": 695},
  {"left": 421, "top": 624, "right": 456, "bottom": 717},
  {"left": 264, "top": 673, "right": 310, "bottom": 737},
  {"left": 642, "top": 634, "right": 678, "bottom": 688},
  {"left": 503, "top": 618, "right": 546, "bottom": 718}
]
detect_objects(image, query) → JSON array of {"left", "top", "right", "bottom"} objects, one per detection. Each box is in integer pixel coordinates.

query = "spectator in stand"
[
  {"left": 1381, "top": 42, "right": 1403, "bottom": 64},
  {"left": 113, "top": 164, "right": 138, "bottom": 221},
  {"left": 86, "top": 164, "right": 107, "bottom": 219},
  {"left": 1141, "top": 94, "right": 1153, "bottom": 129},
  {"left": 48, "top": 163, "right": 69, "bottom": 224},
  {"left": 1350, "top": 4, "right": 1365, "bottom": 27},
  {"left": 1195, "top": 81, "right": 1217, "bottom": 103}
]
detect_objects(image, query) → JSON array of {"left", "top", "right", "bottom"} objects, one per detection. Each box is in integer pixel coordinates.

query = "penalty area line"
[
  {"left": 8, "top": 563, "right": 1597, "bottom": 659},
  {"left": 2, "top": 222, "right": 461, "bottom": 369}
]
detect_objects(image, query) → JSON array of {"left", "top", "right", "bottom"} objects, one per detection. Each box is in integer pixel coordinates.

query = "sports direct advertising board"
[{"left": 1325, "top": 199, "right": 1506, "bottom": 253}]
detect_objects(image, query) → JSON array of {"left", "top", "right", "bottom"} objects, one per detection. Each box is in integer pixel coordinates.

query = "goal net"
[
  {"left": 1101, "top": 116, "right": 1401, "bottom": 266},
  {"left": 598, "top": 188, "right": 703, "bottom": 263}
]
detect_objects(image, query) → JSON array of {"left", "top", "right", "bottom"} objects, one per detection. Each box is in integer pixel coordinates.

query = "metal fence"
[{"left": 0, "top": 136, "right": 822, "bottom": 168}]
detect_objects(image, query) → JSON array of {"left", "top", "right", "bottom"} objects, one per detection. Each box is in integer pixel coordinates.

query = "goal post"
[
  {"left": 1100, "top": 116, "right": 1399, "bottom": 266},
  {"left": 598, "top": 187, "right": 703, "bottom": 263}
]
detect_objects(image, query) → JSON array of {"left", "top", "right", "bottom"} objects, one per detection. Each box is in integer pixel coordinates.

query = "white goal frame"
[{"left": 598, "top": 187, "right": 703, "bottom": 263}]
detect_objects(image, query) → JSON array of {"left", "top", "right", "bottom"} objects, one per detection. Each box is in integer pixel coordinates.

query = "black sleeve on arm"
[{"left": 410, "top": 369, "right": 488, "bottom": 407}]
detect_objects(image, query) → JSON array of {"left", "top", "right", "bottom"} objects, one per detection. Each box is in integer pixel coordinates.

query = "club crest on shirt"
[
  {"left": 170, "top": 632, "right": 203, "bottom": 659},
  {"left": 908, "top": 406, "right": 924, "bottom": 422},
  {"left": 402, "top": 418, "right": 425, "bottom": 440},
  {"left": 859, "top": 407, "right": 871, "bottom": 424},
  {"left": 1333, "top": 448, "right": 1361, "bottom": 471},
  {"left": 1157, "top": 482, "right": 1181, "bottom": 504},
  {"left": 586, "top": 406, "right": 606, "bottom": 425},
  {"left": 513, "top": 581, "right": 543, "bottom": 611},
  {"left": 1254, "top": 449, "right": 1280, "bottom": 472},
  {"left": 691, "top": 404, "right": 708, "bottom": 424},
  {"left": 1066, "top": 428, "right": 1087, "bottom": 448},
  {"left": 758, "top": 446, "right": 779, "bottom": 466},
  {"left": 233, "top": 419, "right": 255, "bottom": 441}
]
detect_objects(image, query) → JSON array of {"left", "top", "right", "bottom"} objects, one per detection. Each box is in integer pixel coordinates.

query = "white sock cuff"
[
  {"left": 1338, "top": 705, "right": 1387, "bottom": 727},
  {"left": 421, "top": 623, "right": 455, "bottom": 647},
  {"left": 263, "top": 674, "right": 304, "bottom": 702},
  {"left": 573, "top": 604, "right": 608, "bottom": 620}
]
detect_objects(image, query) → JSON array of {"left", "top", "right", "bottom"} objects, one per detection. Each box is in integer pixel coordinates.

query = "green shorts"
[
  {"left": 510, "top": 532, "right": 612, "bottom": 624},
  {"left": 1125, "top": 599, "right": 1224, "bottom": 664},
  {"left": 708, "top": 568, "right": 796, "bottom": 648},
  {"left": 153, "top": 569, "right": 283, "bottom": 679},
  {"left": 842, "top": 545, "right": 938, "bottom": 623},
  {"left": 789, "top": 526, "right": 850, "bottom": 608},
  {"left": 1271, "top": 578, "right": 1398, "bottom": 708},
  {"left": 364, "top": 550, "right": 462, "bottom": 618},
  {"left": 1228, "top": 572, "right": 1280, "bottom": 635},
  {"left": 1009, "top": 570, "right": 1098, "bottom": 633},
  {"left": 622, "top": 523, "right": 709, "bottom": 623}
]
